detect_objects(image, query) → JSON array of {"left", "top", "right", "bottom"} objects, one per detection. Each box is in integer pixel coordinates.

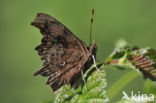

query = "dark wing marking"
[{"left": 31, "top": 13, "right": 90, "bottom": 92}]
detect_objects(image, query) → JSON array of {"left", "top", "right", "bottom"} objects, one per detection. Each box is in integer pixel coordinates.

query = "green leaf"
[
  {"left": 129, "top": 48, "right": 156, "bottom": 81},
  {"left": 106, "top": 44, "right": 156, "bottom": 81},
  {"left": 54, "top": 64, "right": 108, "bottom": 103}
]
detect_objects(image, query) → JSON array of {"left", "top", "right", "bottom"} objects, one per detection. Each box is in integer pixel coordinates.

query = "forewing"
[{"left": 31, "top": 13, "right": 90, "bottom": 92}]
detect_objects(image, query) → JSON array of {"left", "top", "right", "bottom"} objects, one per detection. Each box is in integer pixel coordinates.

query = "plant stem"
[{"left": 107, "top": 70, "right": 140, "bottom": 102}]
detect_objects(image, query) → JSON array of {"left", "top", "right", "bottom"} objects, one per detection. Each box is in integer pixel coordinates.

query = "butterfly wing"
[{"left": 31, "top": 13, "right": 91, "bottom": 92}]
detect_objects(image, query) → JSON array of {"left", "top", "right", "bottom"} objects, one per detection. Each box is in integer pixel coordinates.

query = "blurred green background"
[{"left": 0, "top": 0, "right": 156, "bottom": 103}]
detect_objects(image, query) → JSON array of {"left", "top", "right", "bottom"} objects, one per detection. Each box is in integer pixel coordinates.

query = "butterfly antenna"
[
  {"left": 81, "top": 69, "right": 88, "bottom": 91},
  {"left": 90, "top": 8, "right": 94, "bottom": 46}
]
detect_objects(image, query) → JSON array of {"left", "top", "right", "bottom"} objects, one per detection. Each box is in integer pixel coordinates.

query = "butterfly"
[{"left": 31, "top": 11, "right": 97, "bottom": 92}]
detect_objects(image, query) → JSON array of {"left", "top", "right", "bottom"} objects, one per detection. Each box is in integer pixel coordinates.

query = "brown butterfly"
[{"left": 31, "top": 10, "right": 97, "bottom": 92}]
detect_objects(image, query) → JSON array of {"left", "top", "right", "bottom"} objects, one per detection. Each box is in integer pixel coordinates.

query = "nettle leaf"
[
  {"left": 105, "top": 39, "right": 138, "bottom": 66},
  {"left": 54, "top": 64, "right": 108, "bottom": 103},
  {"left": 105, "top": 39, "right": 156, "bottom": 81},
  {"left": 129, "top": 48, "right": 156, "bottom": 81},
  {"left": 104, "top": 45, "right": 128, "bottom": 65},
  {"left": 107, "top": 47, "right": 156, "bottom": 81}
]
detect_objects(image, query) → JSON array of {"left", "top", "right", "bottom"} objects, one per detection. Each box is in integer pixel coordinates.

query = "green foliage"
[
  {"left": 132, "top": 48, "right": 156, "bottom": 64},
  {"left": 105, "top": 39, "right": 156, "bottom": 81},
  {"left": 54, "top": 64, "right": 108, "bottom": 103},
  {"left": 144, "top": 81, "right": 156, "bottom": 103},
  {"left": 144, "top": 80, "right": 156, "bottom": 97},
  {"left": 129, "top": 48, "right": 156, "bottom": 80}
]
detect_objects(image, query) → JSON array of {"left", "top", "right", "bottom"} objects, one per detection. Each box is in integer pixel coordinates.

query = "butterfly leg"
[
  {"left": 92, "top": 55, "right": 101, "bottom": 73},
  {"left": 81, "top": 69, "right": 88, "bottom": 91}
]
